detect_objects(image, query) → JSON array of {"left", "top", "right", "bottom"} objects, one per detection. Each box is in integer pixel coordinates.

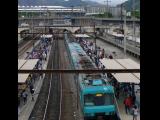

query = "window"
[{"left": 84, "top": 93, "right": 114, "bottom": 106}]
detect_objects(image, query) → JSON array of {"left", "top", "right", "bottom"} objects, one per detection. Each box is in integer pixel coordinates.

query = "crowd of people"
[
  {"left": 18, "top": 37, "right": 52, "bottom": 108},
  {"left": 111, "top": 79, "right": 139, "bottom": 119},
  {"left": 76, "top": 38, "right": 112, "bottom": 69}
]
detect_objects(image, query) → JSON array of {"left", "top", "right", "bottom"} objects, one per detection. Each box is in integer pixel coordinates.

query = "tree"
[
  {"left": 92, "top": 12, "right": 113, "bottom": 18},
  {"left": 131, "top": 10, "right": 140, "bottom": 18}
]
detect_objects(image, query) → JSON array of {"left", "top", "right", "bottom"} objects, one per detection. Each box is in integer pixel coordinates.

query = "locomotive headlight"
[{"left": 96, "top": 93, "right": 103, "bottom": 97}]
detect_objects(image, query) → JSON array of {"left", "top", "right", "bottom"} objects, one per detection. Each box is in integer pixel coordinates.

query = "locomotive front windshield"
[{"left": 84, "top": 93, "right": 114, "bottom": 106}]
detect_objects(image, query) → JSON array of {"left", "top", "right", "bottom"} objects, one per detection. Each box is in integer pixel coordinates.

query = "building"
[
  {"left": 18, "top": 6, "right": 85, "bottom": 17},
  {"left": 110, "top": 6, "right": 122, "bottom": 18},
  {"left": 84, "top": 5, "right": 107, "bottom": 14},
  {"left": 82, "top": 5, "right": 122, "bottom": 18}
]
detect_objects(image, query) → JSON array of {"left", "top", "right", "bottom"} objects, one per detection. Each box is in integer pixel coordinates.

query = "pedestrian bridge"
[
  {"left": 32, "top": 26, "right": 96, "bottom": 33},
  {"left": 22, "top": 25, "right": 112, "bottom": 33}
]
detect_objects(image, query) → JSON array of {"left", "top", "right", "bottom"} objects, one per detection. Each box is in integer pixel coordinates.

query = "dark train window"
[{"left": 84, "top": 93, "right": 114, "bottom": 106}]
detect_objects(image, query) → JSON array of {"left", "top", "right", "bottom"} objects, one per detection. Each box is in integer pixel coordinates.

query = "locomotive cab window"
[{"left": 84, "top": 93, "right": 114, "bottom": 106}]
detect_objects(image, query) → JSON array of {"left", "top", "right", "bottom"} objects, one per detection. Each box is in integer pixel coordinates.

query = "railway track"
[
  {"left": 29, "top": 35, "right": 62, "bottom": 120},
  {"left": 18, "top": 33, "right": 41, "bottom": 58},
  {"left": 58, "top": 38, "right": 76, "bottom": 120}
]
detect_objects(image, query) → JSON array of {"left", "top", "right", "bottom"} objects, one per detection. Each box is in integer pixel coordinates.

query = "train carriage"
[{"left": 65, "top": 37, "right": 120, "bottom": 120}]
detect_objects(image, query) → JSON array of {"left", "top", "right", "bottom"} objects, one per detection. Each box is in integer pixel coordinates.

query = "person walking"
[
  {"left": 22, "top": 91, "right": 28, "bottom": 105},
  {"left": 132, "top": 94, "right": 136, "bottom": 105},
  {"left": 31, "top": 88, "right": 35, "bottom": 101},
  {"left": 29, "top": 84, "right": 34, "bottom": 93},
  {"left": 42, "top": 52, "right": 47, "bottom": 61},
  {"left": 124, "top": 97, "right": 130, "bottom": 114},
  {"left": 109, "top": 54, "right": 113, "bottom": 59},
  {"left": 115, "top": 84, "right": 120, "bottom": 99},
  {"left": 102, "top": 65, "right": 106, "bottom": 78},
  {"left": 132, "top": 105, "right": 139, "bottom": 120},
  {"left": 18, "top": 96, "right": 20, "bottom": 107}
]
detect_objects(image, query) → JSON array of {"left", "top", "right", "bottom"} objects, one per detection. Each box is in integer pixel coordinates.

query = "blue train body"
[{"left": 67, "top": 41, "right": 120, "bottom": 119}]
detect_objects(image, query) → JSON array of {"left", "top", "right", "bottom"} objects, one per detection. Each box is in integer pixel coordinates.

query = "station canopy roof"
[
  {"left": 108, "top": 31, "right": 124, "bottom": 38},
  {"left": 112, "top": 33, "right": 124, "bottom": 37},
  {"left": 18, "top": 59, "right": 39, "bottom": 84},
  {"left": 74, "top": 34, "right": 90, "bottom": 38},
  {"left": 18, "top": 27, "right": 29, "bottom": 33},
  {"left": 100, "top": 58, "right": 140, "bottom": 84}
]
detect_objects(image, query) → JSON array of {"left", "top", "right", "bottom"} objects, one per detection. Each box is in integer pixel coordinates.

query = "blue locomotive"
[{"left": 65, "top": 35, "right": 120, "bottom": 119}]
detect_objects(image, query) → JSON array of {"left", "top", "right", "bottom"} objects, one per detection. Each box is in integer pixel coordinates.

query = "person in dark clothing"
[
  {"left": 115, "top": 84, "right": 120, "bottom": 99},
  {"left": 31, "top": 89, "right": 35, "bottom": 101},
  {"left": 18, "top": 96, "right": 20, "bottom": 106},
  {"left": 94, "top": 56, "right": 97, "bottom": 66},
  {"left": 132, "top": 95, "right": 136, "bottom": 105},
  {"left": 30, "top": 84, "right": 34, "bottom": 93},
  {"left": 32, "top": 73, "right": 36, "bottom": 83},
  {"left": 109, "top": 54, "right": 113, "bottom": 59},
  {"left": 101, "top": 49, "right": 105, "bottom": 59},
  {"left": 22, "top": 91, "right": 28, "bottom": 104},
  {"left": 102, "top": 65, "right": 105, "bottom": 76}
]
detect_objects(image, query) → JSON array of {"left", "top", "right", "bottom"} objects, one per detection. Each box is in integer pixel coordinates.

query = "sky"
[{"left": 89, "top": 0, "right": 127, "bottom": 6}]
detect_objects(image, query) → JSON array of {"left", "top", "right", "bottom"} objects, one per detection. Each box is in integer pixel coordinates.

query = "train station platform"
[
  {"left": 100, "top": 58, "right": 140, "bottom": 120},
  {"left": 88, "top": 33, "right": 140, "bottom": 57},
  {"left": 117, "top": 92, "right": 140, "bottom": 120},
  {"left": 18, "top": 42, "right": 52, "bottom": 120}
]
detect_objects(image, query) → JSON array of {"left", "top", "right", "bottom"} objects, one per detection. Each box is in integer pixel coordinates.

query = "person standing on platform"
[
  {"left": 18, "top": 96, "right": 20, "bottom": 107},
  {"left": 22, "top": 91, "right": 28, "bottom": 105},
  {"left": 109, "top": 54, "right": 113, "bottom": 59},
  {"left": 102, "top": 65, "right": 106, "bottom": 78},
  {"left": 132, "top": 105, "right": 139, "bottom": 120},
  {"left": 124, "top": 97, "right": 130, "bottom": 114},
  {"left": 31, "top": 88, "right": 35, "bottom": 101},
  {"left": 42, "top": 52, "right": 47, "bottom": 61},
  {"left": 29, "top": 84, "right": 34, "bottom": 93},
  {"left": 115, "top": 83, "right": 120, "bottom": 99},
  {"left": 132, "top": 94, "right": 136, "bottom": 105}
]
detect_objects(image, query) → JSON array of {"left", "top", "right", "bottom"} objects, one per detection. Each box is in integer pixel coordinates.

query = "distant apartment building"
[
  {"left": 83, "top": 5, "right": 122, "bottom": 18},
  {"left": 110, "top": 6, "right": 122, "bottom": 18},
  {"left": 84, "top": 6, "right": 107, "bottom": 14},
  {"left": 18, "top": 6, "right": 85, "bottom": 17}
]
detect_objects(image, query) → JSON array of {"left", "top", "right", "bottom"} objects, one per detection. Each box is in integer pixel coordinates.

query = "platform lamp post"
[
  {"left": 104, "top": 0, "right": 111, "bottom": 18},
  {"left": 120, "top": 4, "right": 124, "bottom": 30},
  {"left": 132, "top": 0, "right": 136, "bottom": 47},
  {"left": 132, "top": 0, "right": 136, "bottom": 96},
  {"left": 94, "top": 21, "right": 97, "bottom": 56},
  {"left": 80, "top": 0, "right": 86, "bottom": 33},
  {"left": 76, "top": 73, "right": 79, "bottom": 110},
  {"left": 71, "top": 5, "right": 74, "bottom": 17}
]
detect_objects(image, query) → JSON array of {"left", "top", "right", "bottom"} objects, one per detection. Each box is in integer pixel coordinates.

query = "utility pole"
[
  {"left": 104, "top": 0, "right": 111, "bottom": 17},
  {"left": 71, "top": 6, "right": 74, "bottom": 17},
  {"left": 80, "top": 0, "right": 83, "bottom": 33},
  {"left": 123, "top": 9, "right": 127, "bottom": 58},
  {"left": 132, "top": 0, "right": 136, "bottom": 47},
  {"left": 120, "top": 4, "right": 123, "bottom": 30},
  {"left": 94, "top": 21, "right": 96, "bottom": 54}
]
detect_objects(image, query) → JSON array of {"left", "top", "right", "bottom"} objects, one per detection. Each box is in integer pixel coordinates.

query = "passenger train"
[{"left": 65, "top": 33, "right": 120, "bottom": 120}]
